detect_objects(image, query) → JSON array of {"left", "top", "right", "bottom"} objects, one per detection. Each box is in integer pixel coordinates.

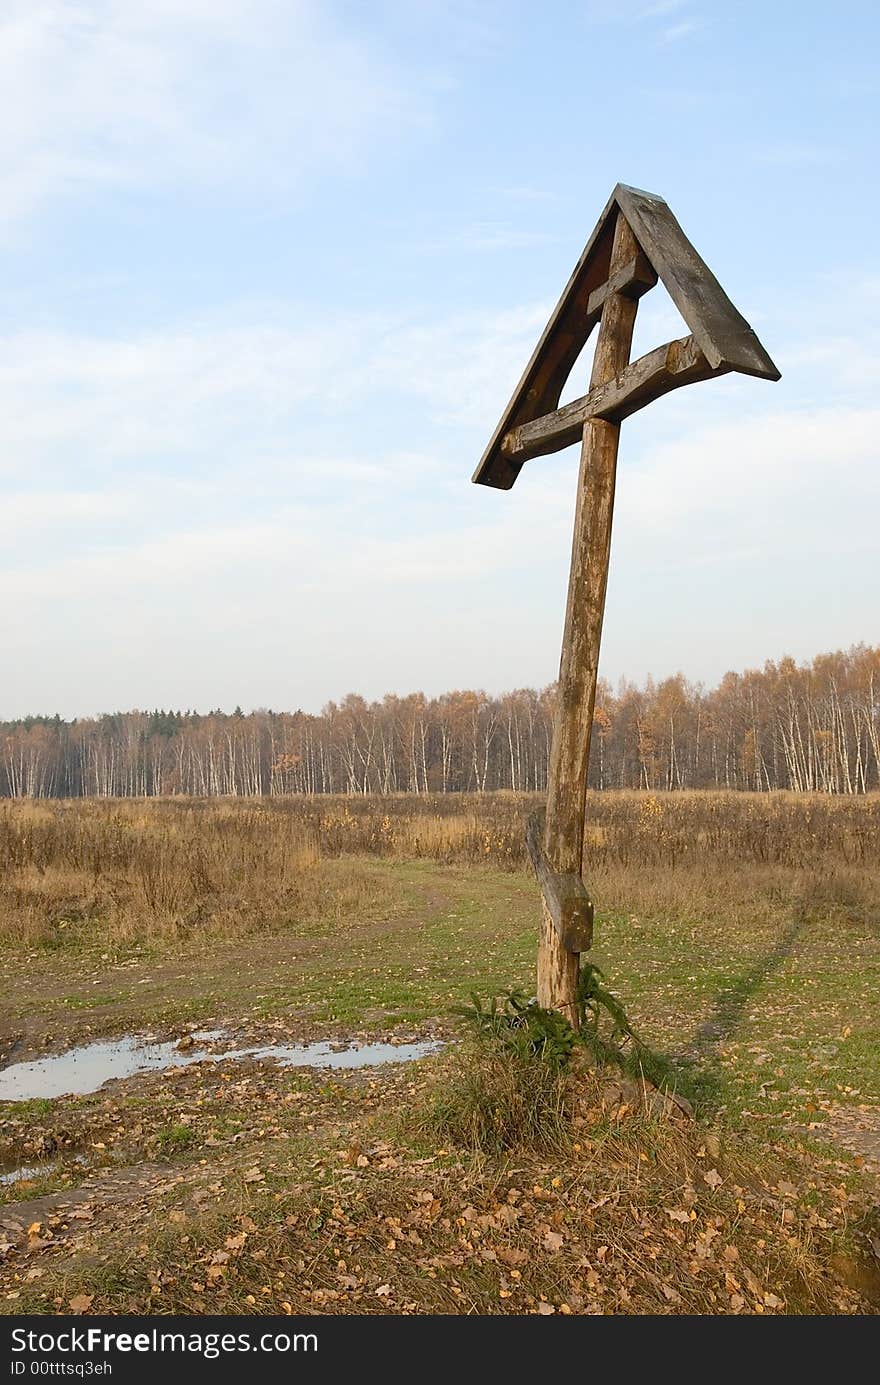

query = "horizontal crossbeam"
[
  {"left": 501, "top": 335, "right": 726, "bottom": 465},
  {"left": 525, "top": 815, "right": 593, "bottom": 954}
]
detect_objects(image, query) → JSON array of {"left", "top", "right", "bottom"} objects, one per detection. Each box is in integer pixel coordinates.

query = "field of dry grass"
[
  {"left": 0, "top": 791, "right": 878, "bottom": 1315},
  {"left": 1, "top": 790, "right": 877, "bottom": 950}
]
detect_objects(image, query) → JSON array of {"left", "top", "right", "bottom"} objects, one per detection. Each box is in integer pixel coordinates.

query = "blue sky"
[{"left": 1, "top": 0, "right": 878, "bottom": 718}]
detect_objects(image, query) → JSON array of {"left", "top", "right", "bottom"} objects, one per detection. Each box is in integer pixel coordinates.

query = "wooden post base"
[{"left": 536, "top": 900, "right": 580, "bottom": 1026}]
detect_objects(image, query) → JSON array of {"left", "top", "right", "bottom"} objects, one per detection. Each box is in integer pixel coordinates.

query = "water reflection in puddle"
[
  {"left": 0, "top": 1163, "right": 53, "bottom": 1187},
  {"left": 0, "top": 1153, "right": 89, "bottom": 1189},
  {"left": 0, "top": 1033, "right": 442, "bottom": 1101}
]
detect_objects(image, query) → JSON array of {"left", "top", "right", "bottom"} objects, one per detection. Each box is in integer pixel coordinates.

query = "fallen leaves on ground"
[{"left": 0, "top": 1054, "right": 873, "bottom": 1319}]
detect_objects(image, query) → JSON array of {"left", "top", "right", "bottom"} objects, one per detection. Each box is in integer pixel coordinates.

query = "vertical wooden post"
[{"left": 537, "top": 212, "right": 641, "bottom": 1022}]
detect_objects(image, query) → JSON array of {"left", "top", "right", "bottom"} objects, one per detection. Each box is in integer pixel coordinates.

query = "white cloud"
[
  {"left": 0, "top": 304, "right": 549, "bottom": 479},
  {"left": 350, "top": 304, "right": 549, "bottom": 428},
  {"left": 587, "top": 0, "right": 702, "bottom": 35},
  {"left": 3, "top": 489, "right": 133, "bottom": 531},
  {"left": 659, "top": 18, "right": 703, "bottom": 42},
  {"left": 0, "top": 0, "right": 420, "bottom": 231},
  {"left": 1, "top": 282, "right": 877, "bottom": 717},
  {"left": 0, "top": 322, "right": 357, "bottom": 466},
  {"left": 6, "top": 394, "right": 876, "bottom": 602},
  {"left": 612, "top": 405, "right": 880, "bottom": 568}
]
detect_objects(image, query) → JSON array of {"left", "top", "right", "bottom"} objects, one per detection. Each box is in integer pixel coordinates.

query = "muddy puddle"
[
  {"left": 0, "top": 1153, "right": 88, "bottom": 1189},
  {"left": 0, "top": 1033, "right": 442, "bottom": 1102}
]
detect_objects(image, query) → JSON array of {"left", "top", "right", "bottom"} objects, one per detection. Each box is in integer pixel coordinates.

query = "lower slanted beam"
[{"left": 502, "top": 335, "right": 726, "bottom": 465}]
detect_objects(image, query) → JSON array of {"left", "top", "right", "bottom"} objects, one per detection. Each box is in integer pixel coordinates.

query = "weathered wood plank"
[
  {"left": 525, "top": 814, "right": 594, "bottom": 954},
  {"left": 586, "top": 252, "right": 657, "bottom": 317},
  {"left": 595, "top": 334, "right": 724, "bottom": 419},
  {"left": 471, "top": 188, "right": 620, "bottom": 491},
  {"left": 614, "top": 183, "right": 781, "bottom": 380},
  {"left": 502, "top": 335, "right": 725, "bottom": 464}
]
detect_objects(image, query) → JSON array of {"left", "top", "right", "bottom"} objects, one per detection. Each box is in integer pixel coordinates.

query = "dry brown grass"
[
  {"left": 0, "top": 799, "right": 393, "bottom": 949},
  {"left": 1, "top": 791, "right": 877, "bottom": 952},
  {"left": 412, "top": 1044, "right": 573, "bottom": 1156}
]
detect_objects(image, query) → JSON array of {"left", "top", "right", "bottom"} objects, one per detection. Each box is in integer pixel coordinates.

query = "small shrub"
[
  {"left": 452, "top": 989, "right": 577, "bottom": 1069},
  {"left": 415, "top": 1046, "right": 570, "bottom": 1154},
  {"left": 453, "top": 971, "right": 694, "bottom": 1113},
  {"left": 432, "top": 973, "right": 670, "bottom": 1154}
]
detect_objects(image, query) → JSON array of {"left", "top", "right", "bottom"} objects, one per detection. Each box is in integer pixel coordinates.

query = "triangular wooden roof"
[{"left": 473, "top": 183, "right": 780, "bottom": 489}]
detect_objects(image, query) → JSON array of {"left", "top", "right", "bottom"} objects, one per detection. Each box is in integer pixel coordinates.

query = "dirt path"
[{"left": 0, "top": 866, "right": 467, "bottom": 1064}]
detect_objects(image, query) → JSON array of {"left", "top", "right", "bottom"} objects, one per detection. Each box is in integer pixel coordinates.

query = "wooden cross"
[{"left": 473, "top": 184, "right": 780, "bottom": 1024}]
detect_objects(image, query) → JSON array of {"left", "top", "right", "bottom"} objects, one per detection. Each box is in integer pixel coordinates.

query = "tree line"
[{"left": 3, "top": 644, "right": 879, "bottom": 799}]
